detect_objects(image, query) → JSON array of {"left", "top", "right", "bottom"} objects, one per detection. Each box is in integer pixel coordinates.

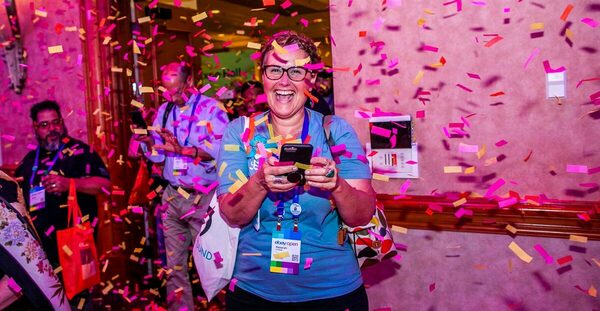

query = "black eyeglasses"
[
  {"left": 262, "top": 65, "right": 311, "bottom": 82},
  {"left": 36, "top": 118, "right": 63, "bottom": 129}
]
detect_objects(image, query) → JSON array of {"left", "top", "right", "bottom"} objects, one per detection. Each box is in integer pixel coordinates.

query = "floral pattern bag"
[{"left": 323, "top": 115, "right": 398, "bottom": 268}]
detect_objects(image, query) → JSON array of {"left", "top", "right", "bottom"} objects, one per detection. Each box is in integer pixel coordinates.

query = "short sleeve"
[
  {"left": 216, "top": 117, "right": 249, "bottom": 196},
  {"left": 329, "top": 116, "right": 371, "bottom": 180}
]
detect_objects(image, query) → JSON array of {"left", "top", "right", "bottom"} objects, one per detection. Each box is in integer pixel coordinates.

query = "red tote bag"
[{"left": 56, "top": 179, "right": 101, "bottom": 299}]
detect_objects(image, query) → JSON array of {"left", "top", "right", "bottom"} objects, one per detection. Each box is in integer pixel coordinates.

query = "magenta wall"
[
  {"left": 330, "top": 0, "right": 600, "bottom": 201},
  {"left": 0, "top": 1, "right": 87, "bottom": 166}
]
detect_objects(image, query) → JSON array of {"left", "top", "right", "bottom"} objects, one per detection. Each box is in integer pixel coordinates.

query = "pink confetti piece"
[
  {"left": 581, "top": 18, "right": 599, "bottom": 28},
  {"left": 330, "top": 144, "right": 346, "bottom": 154},
  {"left": 579, "top": 182, "right": 598, "bottom": 188},
  {"left": 485, "top": 179, "right": 505, "bottom": 197},
  {"left": 215, "top": 87, "right": 228, "bottom": 97},
  {"left": 534, "top": 244, "right": 554, "bottom": 264},
  {"left": 0, "top": 134, "right": 15, "bottom": 142},
  {"left": 399, "top": 180, "right": 411, "bottom": 194},
  {"left": 484, "top": 35, "right": 503, "bottom": 47},
  {"left": 421, "top": 44, "right": 439, "bottom": 52},
  {"left": 7, "top": 278, "right": 22, "bottom": 294},
  {"left": 443, "top": 0, "right": 462, "bottom": 12},
  {"left": 280, "top": 0, "right": 292, "bottom": 9},
  {"left": 524, "top": 48, "right": 540, "bottom": 69},
  {"left": 271, "top": 13, "right": 280, "bottom": 25},
  {"left": 498, "top": 197, "right": 518, "bottom": 208},
  {"left": 304, "top": 257, "right": 313, "bottom": 270},
  {"left": 588, "top": 166, "right": 600, "bottom": 175},
  {"left": 495, "top": 140, "right": 508, "bottom": 147},
  {"left": 429, "top": 283, "right": 436, "bottom": 292},
  {"left": 416, "top": 110, "right": 425, "bottom": 118},
  {"left": 131, "top": 206, "right": 144, "bottom": 214},
  {"left": 299, "top": 18, "right": 309, "bottom": 27},
  {"left": 467, "top": 72, "right": 481, "bottom": 79},
  {"left": 229, "top": 278, "right": 238, "bottom": 292},
  {"left": 577, "top": 213, "right": 591, "bottom": 221},
  {"left": 213, "top": 251, "right": 224, "bottom": 269},
  {"left": 566, "top": 165, "right": 588, "bottom": 174},
  {"left": 456, "top": 84, "right": 473, "bottom": 92},
  {"left": 357, "top": 154, "right": 369, "bottom": 164},
  {"left": 454, "top": 207, "right": 473, "bottom": 219},
  {"left": 458, "top": 143, "right": 478, "bottom": 153},
  {"left": 543, "top": 60, "right": 565, "bottom": 73},
  {"left": 371, "top": 125, "right": 391, "bottom": 137},
  {"left": 45, "top": 225, "right": 55, "bottom": 236},
  {"left": 199, "top": 84, "right": 211, "bottom": 94}
]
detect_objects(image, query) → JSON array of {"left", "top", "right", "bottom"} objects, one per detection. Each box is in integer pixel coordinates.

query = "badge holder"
[
  {"left": 29, "top": 185, "right": 46, "bottom": 212},
  {"left": 270, "top": 191, "right": 302, "bottom": 275}
]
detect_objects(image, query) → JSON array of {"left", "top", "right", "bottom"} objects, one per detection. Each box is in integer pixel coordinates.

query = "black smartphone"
[
  {"left": 129, "top": 109, "right": 147, "bottom": 129},
  {"left": 279, "top": 143, "right": 313, "bottom": 184}
]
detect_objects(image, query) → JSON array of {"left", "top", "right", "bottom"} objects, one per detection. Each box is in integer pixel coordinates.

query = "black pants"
[{"left": 226, "top": 284, "right": 369, "bottom": 311}]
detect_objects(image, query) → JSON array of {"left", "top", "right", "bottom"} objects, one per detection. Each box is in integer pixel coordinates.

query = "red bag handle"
[{"left": 67, "top": 178, "right": 83, "bottom": 227}]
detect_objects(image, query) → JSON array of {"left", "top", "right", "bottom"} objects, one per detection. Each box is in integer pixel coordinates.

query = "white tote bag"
[{"left": 193, "top": 193, "right": 240, "bottom": 301}]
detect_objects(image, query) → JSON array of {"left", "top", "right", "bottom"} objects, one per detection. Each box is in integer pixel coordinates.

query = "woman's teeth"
[{"left": 275, "top": 90, "right": 294, "bottom": 103}]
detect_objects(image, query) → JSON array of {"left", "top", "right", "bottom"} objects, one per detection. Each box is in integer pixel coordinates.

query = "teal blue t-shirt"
[{"left": 216, "top": 109, "right": 372, "bottom": 302}]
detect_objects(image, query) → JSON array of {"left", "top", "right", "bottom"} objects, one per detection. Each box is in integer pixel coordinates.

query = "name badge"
[
  {"left": 29, "top": 186, "right": 46, "bottom": 212},
  {"left": 173, "top": 157, "right": 189, "bottom": 176},
  {"left": 270, "top": 229, "right": 301, "bottom": 275}
]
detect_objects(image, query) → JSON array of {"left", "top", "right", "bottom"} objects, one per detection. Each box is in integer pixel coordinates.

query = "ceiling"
[{"left": 153, "top": 0, "right": 332, "bottom": 49}]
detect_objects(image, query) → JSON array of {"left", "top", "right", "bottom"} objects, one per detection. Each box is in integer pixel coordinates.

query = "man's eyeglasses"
[
  {"left": 36, "top": 118, "right": 63, "bottom": 129},
  {"left": 262, "top": 65, "right": 312, "bottom": 82}
]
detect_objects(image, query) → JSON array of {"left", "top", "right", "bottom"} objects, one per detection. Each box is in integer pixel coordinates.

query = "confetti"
[
  {"left": 508, "top": 241, "right": 533, "bottom": 263},
  {"left": 191, "top": 12, "right": 208, "bottom": 23},
  {"left": 560, "top": 4, "right": 574, "bottom": 21},
  {"left": 48, "top": 45, "right": 64, "bottom": 54},
  {"left": 569, "top": 234, "right": 588, "bottom": 243}
]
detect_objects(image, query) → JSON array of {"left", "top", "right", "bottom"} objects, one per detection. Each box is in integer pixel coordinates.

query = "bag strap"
[
  {"left": 161, "top": 102, "right": 175, "bottom": 129},
  {"left": 67, "top": 179, "right": 82, "bottom": 227},
  {"left": 322, "top": 115, "right": 335, "bottom": 147}
]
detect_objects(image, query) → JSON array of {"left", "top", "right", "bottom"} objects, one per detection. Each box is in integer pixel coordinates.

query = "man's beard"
[{"left": 37, "top": 127, "right": 67, "bottom": 151}]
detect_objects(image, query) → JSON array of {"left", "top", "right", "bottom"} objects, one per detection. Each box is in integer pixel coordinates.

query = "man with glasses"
[{"left": 15, "top": 100, "right": 110, "bottom": 308}]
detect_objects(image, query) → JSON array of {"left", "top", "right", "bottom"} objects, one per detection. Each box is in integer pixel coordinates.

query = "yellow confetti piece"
[
  {"left": 565, "top": 28, "right": 573, "bottom": 39},
  {"left": 35, "top": 9, "right": 48, "bottom": 17},
  {"left": 133, "top": 128, "right": 148, "bottom": 135},
  {"left": 228, "top": 179, "right": 244, "bottom": 194},
  {"left": 65, "top": 26, "right": 78, "bottom": 32},
  {"left": 274, "top": 251, "right": 290, "bottom": 259},
  {"left": 147, "top": 125, "right": 160, "bottom": 131},
  {"left": 464, "top": 166, "right": 476, "bottom": 174},
  {"left": 204, "top": 140, "right": 213, "bottom": 150},
  {"left": 530, "top": 22, "right": 544, "bottom": 30},
  {"left": 224, "top": 144, "right": 240, "bottom": 152},
  {"left": 295, "top": 162, "right": 311, "bottom": 170},
  {"left": 255, "top": 115, "right": 268, "bottom": 125},
  {"left": 132, "top": 41, "right": 141, "bottom": 54},
  {"left": 54, "top": 266, "right": 63, "bottom": 274},
  {"left": 525, "top": 199, "right": 540, "bottom": 206},
  {"left": 139, "top": 86, "right": 154, "bottom": 94},
  {"left": 111, "top": 67, "right": 123, "bottom": 73},
  {"left": 417, "top": 17, "right": 426, "bottom": 26},
  {"left": 62, "top": 245, "right": 73, "bottom": 256},
  {"left": 413, "top": 70, "right": 424, "bottom": 85},
  {"left": 592, "top": 258, "right": 600, "bottom": 267},
  {"left": 241, "top": 252, "right": 262, "bottom": 256},
  {"left": 477, "top": 144, "right": 486, "bottom": 159},
  {"left": 391, "top": 225, "right": 408, "bottom": 234},
  {"left": 77, "top": 298, "right": 86, "bottom": 310},
  {"left": 505, "top": 224, "right": 518, "bottom": 234},
  {"left": 569, "top": 234, "right": 588, "bottom": 243},
  {"left": 219, "top": 162, "right": 227, "bottom": 177},
  {"left": 508, "top": 241, "right": 533, "bottom": 263},
  {"left": 130, "top": 99, "right": 143, "bottom": 108},
  {"left": 102, "top": 282, "right": 114, "bottom": 295},
  {"left": 272, "top": 40, "right": 288, "bottom": 54},
  {"left": 48, "top": 45, "right": 64, "bottom": 54},
  {"left": 138, "top": 16, "right": 151, "bottom": 24},
  {"left": 295, "top": 57, "right": 311, "bottom": 66},
  {"left": 423, "top": 9, "right": 435, "bottom": 15},
  {"left": 372, "top": 173, "right": 390, "bottom": 182},
  {"left": 247, "top": 42, "right": 262, "bottom": 50},
  {"left": 177, "top": 187, "right": 190, "bottom": 200},
  {"left": 453, "top": 198, "right": 467, "bottom": 207},
  {"left": 191, "top": 12, "right": 208, "bottom": 23},
  {"left": 444, "top": 166, "right": 462, "bottom": 173},
  {"left": 484, "top": 157, "right": 497, "bottom": 166},
  {"left": 235, "top": 170, "right": 248, "bottom": 183}
]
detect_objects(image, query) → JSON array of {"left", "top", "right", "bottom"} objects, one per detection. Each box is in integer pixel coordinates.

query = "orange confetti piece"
[{"left": 560, "top": 4, "right": 574, "bottom": 21}]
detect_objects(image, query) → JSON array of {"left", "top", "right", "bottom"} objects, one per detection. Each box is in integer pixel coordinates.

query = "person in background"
[
  {"left": 15, "top": 100, "right": 111, "bottom": 309},
  {"left": 135, "top": 61, "right": 228, "bottom": 310},
  {"left": 315, "top": 71, "right": 335, "bottom": 114},
  {"left": 217, "top": 30, "right": 375, "bottom": 310},
  {"left": 236, "top": 80, "right": 266, "bottom": 117}
]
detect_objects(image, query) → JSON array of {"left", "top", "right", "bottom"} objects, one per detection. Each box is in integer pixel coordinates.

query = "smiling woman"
[{"left": 216, "top": 30, "right": 376, "bottom": 310}]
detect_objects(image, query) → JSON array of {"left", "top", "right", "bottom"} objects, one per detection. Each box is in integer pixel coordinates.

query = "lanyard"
[
  {"left": 276, "top": 188, "right": 301, "bottom": 232},
  {"left": 172, "top": 95, "right": 201, "bottom": 146},
  {"left": 29, "top": 144, "right": 65, "bottom": 187}
]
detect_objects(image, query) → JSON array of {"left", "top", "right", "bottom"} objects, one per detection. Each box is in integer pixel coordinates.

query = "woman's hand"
[
  {"left": 253, "top": 156, "right": 300, "bottom": 193},
  {"left": 305, "top": 157, "right": 339, "bottom": 191}
]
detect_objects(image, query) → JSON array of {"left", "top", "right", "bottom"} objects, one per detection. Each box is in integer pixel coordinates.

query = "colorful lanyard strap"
[
  {"left": 29, "top": 144, "right": 65, "bottom": 187},
  {"left": 172, "top": 95, "right": 201, "bottom": 147}
]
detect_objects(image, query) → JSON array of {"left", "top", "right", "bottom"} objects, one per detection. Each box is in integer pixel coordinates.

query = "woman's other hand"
[
  {"left": 305, "top": 157, "right": 339, "bottom": 191},
  {"left": 253, "top": 156, "right": 300, "bottom": 192}
]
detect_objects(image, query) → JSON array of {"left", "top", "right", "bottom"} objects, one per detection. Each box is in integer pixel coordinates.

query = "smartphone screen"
[{"left": 279, "top": 144, "right": 313, "bottom": 184}]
